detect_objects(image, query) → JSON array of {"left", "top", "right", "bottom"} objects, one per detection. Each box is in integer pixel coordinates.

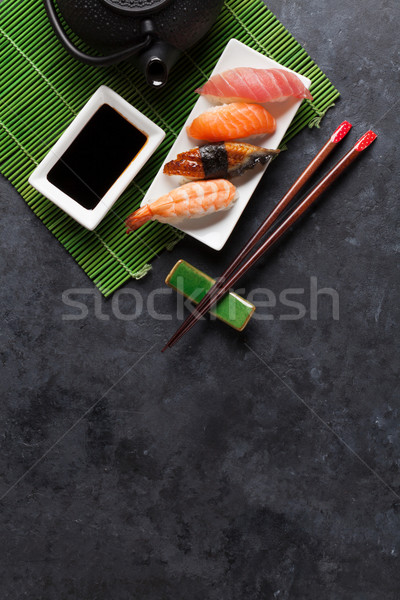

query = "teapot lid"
[{"left": 102, "top": 0, "right": 172, "bottom": 15}]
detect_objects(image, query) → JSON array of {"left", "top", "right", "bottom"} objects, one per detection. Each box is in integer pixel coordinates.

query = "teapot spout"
[{"left": 136, "top": 40, "right": 181, "bottom": 88}]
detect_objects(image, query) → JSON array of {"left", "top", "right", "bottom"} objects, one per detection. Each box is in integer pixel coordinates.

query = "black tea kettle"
[{"left": 44, "top": 0, "right": 224, "bottom": 88}]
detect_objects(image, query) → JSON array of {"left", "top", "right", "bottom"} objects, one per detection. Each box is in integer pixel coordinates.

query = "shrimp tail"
[{"left": 125, "top": 205, "right": 153, "bottom": 233}]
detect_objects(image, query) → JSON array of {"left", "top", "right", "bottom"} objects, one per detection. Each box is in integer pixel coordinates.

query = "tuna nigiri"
[
  {"left": 125, "top": 179, "right": 237, "bottom": 232},
  {"left": 196, "top": 67, "right": 313, "bottom": 104},
  {"left": 163, "top": 142, "right": 280, "bottom": 180},
  {"left": 187, "top": 102, "right": 276, "bottom": 142}
]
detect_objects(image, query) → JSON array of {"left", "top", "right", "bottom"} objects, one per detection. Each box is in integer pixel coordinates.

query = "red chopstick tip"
[
  {"left": 161, "top": 344, "right": 169, "bottom": 352},
  {"left": 354, "top": 130, "right": 377, "bottom": 151},
  {"left": 330, "top": 121, "right": 352, "bottom": 143}
]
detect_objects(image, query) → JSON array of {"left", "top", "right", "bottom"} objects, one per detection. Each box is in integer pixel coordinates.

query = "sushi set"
[
  {"left": 4, "top": 0, "right": 351, "bottom": 302},
  {"left": 26, "top": 28, "right": 377, "bottom": 346},
  {"left": 29, "top": 39, "right": 311, "bottom": 238},
  {"left": 136, "top": 38, "right": 312, "bottom": 250}
]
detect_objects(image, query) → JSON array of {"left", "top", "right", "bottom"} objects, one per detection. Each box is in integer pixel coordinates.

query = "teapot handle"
[{"left": 43, "top": 0, "right": 154, "bottom": 66}]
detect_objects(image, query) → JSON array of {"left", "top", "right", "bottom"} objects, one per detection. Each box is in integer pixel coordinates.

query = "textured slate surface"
[{"left": 1, "top": 0, "right": 399, "bottom": 598}]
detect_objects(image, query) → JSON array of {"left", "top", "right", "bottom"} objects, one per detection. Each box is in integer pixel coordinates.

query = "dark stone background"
[{"left": 1, "top": 0, "right": 399, "bottom": 598}]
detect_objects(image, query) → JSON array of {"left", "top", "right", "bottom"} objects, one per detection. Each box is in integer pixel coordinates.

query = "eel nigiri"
[
  {"left": 163, "top": 142, "right": 280, "bottom": 180},
  {"left": 196, "top": 67, "right": 313, "bottom": 104},
  {"left": 187, "top": 102, "right": 276, "bottom": 142},
  {"left": 125, "top": 179, "right": 237, "bottom": 232}
]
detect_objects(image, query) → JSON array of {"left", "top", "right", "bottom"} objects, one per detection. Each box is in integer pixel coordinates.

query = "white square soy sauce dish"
[
  {"left": 141, "top": 39, "right": 311, "bottom": 250},
  {"left": 29, "top": 85, "right": 165, "bottom": 231}
]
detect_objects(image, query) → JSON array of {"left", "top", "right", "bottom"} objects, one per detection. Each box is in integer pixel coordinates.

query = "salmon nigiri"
[
  {"left": 187, "top": 102, "right": 276, "bottom": 142},
  {"left": 125, "top": 179, "right": 237, "bottom": 232},
  {"left": 196, "top": 67, "right": 313, "bottom": 104}
]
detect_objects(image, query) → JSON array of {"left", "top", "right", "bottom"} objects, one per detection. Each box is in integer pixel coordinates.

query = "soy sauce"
[{"left": 47, "top": 104, "right": 147, "bottom": 210}]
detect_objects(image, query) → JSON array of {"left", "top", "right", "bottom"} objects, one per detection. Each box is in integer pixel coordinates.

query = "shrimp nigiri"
[
  {"left": 187, "top": 102, "right": 276, "bottom": 142},
  {"left": 125, "top": 179, "right": 237, "bottom": 232},
  {"left": 163, "top": 142, "right": 280, "bottom": 180},
  {"left": 196, "top": 67, "right": 313, "bottom": 104}
]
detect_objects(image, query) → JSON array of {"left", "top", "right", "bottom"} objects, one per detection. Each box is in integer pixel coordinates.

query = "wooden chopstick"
[
  {"left": 163, "top": 129, "right": 377, "bottom": 351},
  {"left": 162, "top": 121, "right": 352, "bottom": 351}
]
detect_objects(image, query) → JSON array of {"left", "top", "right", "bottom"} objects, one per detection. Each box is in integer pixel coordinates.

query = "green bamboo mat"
[{"left": 0, "top": 0, "right": 339, "bottom": 296}]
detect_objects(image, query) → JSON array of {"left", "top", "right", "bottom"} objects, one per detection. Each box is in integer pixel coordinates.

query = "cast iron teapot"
[{"left": 44, "top": 0, "right": 224, "bottom": 88}]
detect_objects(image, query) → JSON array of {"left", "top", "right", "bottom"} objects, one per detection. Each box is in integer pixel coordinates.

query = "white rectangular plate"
[{"left": 141, "top": 39, "right": 311, "bottom": 250}]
